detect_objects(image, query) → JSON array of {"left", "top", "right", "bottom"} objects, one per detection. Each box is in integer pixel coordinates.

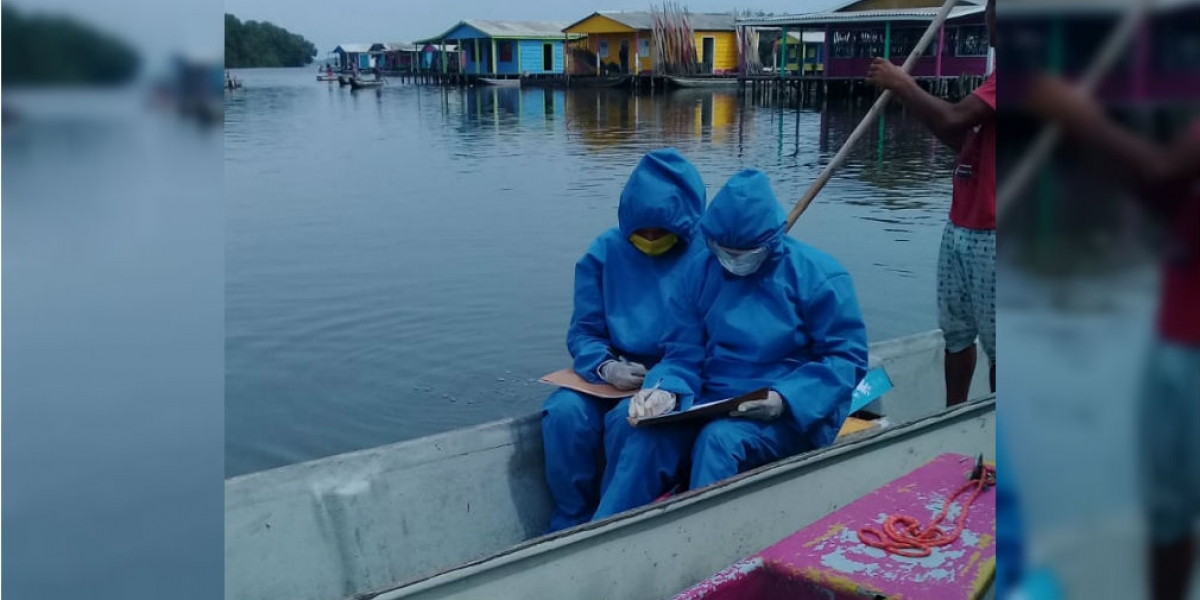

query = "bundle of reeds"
[
  {"left": 736, "top": 22, "right": 761, "bottom": 75},
  {"left": 651, "top": 2, "right": 698, "bottom": 76}
]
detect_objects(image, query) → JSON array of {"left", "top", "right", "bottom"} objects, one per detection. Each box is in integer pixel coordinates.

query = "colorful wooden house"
[
  {"left": 415, "top": 20, "right": 575, "bottom": 77},
  {"left": 331, "top": 44, "right": 377, "bottom": 71},
  {"left": 782, "top": 31, "right": 826, "bottom": 75},
  {"left": 739, "top": 0, "right": 990, "bottom": 80},
  {"left": 563, "top": 11, "right": 738, "bottom": 75}
]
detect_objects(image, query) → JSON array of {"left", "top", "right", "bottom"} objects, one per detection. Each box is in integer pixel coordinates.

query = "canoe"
[
  {"left": 479, "top": 77, "right": 520, "bottom": 88},
  {"left": 338, "top": 75, "right": 351, "bottom": 86},
  {"left": 667, "top": 75, "right": 740, "bottom": 89},
  {"left": 317, "top": 74, "right": 339, "bottom": 82},
  {"left": 349, "top": 78, "right": 385, "bottom": 90},
  {"left": 225, "top": 329, "right": 994, "bottom": 600},
  {"left": 569, "top": 75, "right": 630, "bottom": 89}
]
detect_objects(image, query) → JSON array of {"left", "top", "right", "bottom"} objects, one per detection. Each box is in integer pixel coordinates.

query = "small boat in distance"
[
  {"left": 667, "top": 75, "right": 739, "bottom": 89},
  {"left": 349, "top": 77, "right": 385, "bottom": 90},
  {"left": 479, "top": 77, "right": 520, "bottom": 88}
]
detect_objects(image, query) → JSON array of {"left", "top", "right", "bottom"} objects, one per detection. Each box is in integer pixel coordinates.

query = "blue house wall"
[
  {"left": 517, "top": 40, "right": 564, "bottom": 74},
  {"left": 437, "top": 22, "right": 565, "bottom": 75}
]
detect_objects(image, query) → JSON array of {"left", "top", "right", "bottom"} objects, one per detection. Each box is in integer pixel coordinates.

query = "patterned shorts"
[
  {"left": 937, "top": 222, "right": 996, "bottom": 360},
  {"left": 1138, "top": 339, "right": 1200, "bottom": 543}
]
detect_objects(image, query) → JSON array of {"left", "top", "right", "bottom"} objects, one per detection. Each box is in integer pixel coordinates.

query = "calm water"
[
  {"left": 224, "top": 67, "right": 957, "bottom": 477},
  {"left": 3, "top": 89, "right": 224, "bottom": 597}
]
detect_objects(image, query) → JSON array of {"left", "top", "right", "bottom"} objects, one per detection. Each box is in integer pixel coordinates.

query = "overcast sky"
[
  {"left": 10, "top": 0, "right": 841, "bottom": 72},
  {"left": 224, "top": 0, "right": 842, "bottom": 58}
]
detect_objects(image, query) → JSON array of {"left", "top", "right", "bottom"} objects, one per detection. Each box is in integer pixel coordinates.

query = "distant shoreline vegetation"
[
  {"left": 225, "top": 14, "right": 317, "bottom": 68},
  {"left": 1, "top": 5, "right": 140, "bottom": 86}
]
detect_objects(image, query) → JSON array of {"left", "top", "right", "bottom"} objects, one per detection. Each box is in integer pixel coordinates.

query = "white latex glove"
[
  {"left": 628, "top": 388, "right": 677, "bottom": 419},
  {"left": 598, "top": 360, "right": 647, "bottom": 391},
  {"left": 730, "top": 390, "right": 785, "bottom": 420}
]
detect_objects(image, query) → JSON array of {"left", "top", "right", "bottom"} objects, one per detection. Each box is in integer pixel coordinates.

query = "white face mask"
[{"left": 708, "top": 239, "right": 769, "bottom": 276}]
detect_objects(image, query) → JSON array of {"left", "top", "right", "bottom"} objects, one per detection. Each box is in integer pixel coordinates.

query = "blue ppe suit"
[
  {"left": 542, "top": 148, "right": 706, "bottom": 533},
  {"left": 593, "top": 169, "right": 868, "bottom": 520}
]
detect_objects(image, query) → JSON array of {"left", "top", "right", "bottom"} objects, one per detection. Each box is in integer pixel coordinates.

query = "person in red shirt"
[
  {"left": 1028, "top": 75, "right": 1200, "bottom": 600},
  {"left": 865, "top": 0, "right": 997, "bottom": 406}
]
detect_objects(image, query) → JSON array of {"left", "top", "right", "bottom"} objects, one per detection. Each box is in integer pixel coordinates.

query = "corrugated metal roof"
[
  {"left": 417, "top": 19, "right": 577, "bottom": 44},
  {"left": 823, "top": 0, "right": 982, "bottom": 11},
  {"left": 371, "top": 42, "right": 415, "bottom": 52},
  {"left": 332, "top": 44, "right": 372, "bottom": 53},
  {"left": 738, "top": 5, "right": 984, "bottom": 26},
  {"left": 462, "top": 19, "right": 571, "bottom": 38},
  {"left": 586, "top": 11, "right": 736, "bottom": 31}
]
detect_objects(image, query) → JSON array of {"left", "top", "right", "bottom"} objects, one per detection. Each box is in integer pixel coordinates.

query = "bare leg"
[
  {"left": 945, "top": 346, "right": 977, "bottom": 407},
  {"left": 1151, "top": 537, "right": 1194, "bottom": 600}
]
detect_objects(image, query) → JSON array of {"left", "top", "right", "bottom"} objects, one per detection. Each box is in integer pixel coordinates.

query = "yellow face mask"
[{"left": 629, "top": 232, "right": 679, "bottom": 256}]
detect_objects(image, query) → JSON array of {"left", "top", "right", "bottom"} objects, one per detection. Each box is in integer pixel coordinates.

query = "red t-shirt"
[
  {"left": 1155, "top": 123, "right": 1200, "bottom": 345},
  {"left": 950, "top": 74, "right": 997, "bottom": 230}
]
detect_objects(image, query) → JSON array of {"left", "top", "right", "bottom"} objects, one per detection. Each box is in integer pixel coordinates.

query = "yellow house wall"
[
  {"left": 588, "top": 32, "right": 640, "bottom": 70},
  {"left": 693, "top": 30, "right": 738, "bottom": 72},
  {"left": 565, "top": 14, "right": 637, "bottom": 35}
]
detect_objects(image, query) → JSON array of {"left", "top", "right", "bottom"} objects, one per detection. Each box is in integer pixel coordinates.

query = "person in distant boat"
[
  {"left": 542, "top": 148, "right": 707, "bottom": 533},
  {"left": 865, "top": 0, "right": 995, "bottom": 408},
  {"left": 591, "top": 169, "right": 869, "bottom": 520}
]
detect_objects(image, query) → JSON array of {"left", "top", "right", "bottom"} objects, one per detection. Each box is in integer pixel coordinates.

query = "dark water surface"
[{"left": 224, "top": 67, "right": 956, "bottom": 477}]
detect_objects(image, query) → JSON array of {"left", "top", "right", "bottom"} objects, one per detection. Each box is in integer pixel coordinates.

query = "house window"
[
  {"left": 832, "top": 29, "right": 886, "bottom": 59},
  {"left": 950, "top": 25, "right": 989, "bottom": 57},
  {"left": 889, "top": 27, "right": 937, "bottom": 58},
  {"left": 638, "top": 38, "right": 649, "bottom": 56},
  {"left": 598, "top": 39, "right": 609, "bottom": 58},
  {"left": 499, "top": 41, "right": 513, "bottom": 63}
]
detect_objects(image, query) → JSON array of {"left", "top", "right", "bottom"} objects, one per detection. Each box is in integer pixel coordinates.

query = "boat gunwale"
[
  {"left": 227, "top": 330, "right": 948, "bottom": 489},
  {"left": 356, "top": 395, "right": 996, "bottom": 600}
]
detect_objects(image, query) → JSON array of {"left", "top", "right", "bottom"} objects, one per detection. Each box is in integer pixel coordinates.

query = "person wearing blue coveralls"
[
  {"left": 542, "top": 148, "right": 707, "bottom": 533},
  {"left": 592, "top": 168, "right": 869, "bottom": 520}
]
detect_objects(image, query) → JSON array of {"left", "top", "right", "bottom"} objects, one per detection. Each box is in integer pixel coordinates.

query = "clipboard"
[
  {"left": 626, "top": 366, "right": 893, "bottom": 428},
  {"left": 538, "top": 368, "right": 632, "bottom": 400},
  {"left": 627, "top": 388, "right": 770, "bottom": 426}
]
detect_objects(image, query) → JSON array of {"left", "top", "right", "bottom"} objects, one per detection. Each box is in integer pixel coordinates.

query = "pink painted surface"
[{"left": 673, "top": 454, "right": 996, "bottom": 600}]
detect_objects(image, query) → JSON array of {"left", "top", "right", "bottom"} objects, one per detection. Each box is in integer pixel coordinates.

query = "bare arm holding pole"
[{"left": 785, "top": 0, "right": 960, "bottom": 231}]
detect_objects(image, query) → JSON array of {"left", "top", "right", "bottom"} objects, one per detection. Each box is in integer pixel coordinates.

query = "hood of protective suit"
[
  {"left": 699, "top": 168, "right": 786, "bottom": 252},
  {"left": 618, "top": 148, "right": 706, "bottom": 240}
]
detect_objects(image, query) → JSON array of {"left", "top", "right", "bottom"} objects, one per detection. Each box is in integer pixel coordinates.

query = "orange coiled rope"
[{"left": 857, "top": 462, "right": 996, "bottom": 558}]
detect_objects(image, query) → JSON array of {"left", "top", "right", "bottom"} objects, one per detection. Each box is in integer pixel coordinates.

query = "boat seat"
[{"left": 671, "top": 453, "right": 996, "bottom": 600}]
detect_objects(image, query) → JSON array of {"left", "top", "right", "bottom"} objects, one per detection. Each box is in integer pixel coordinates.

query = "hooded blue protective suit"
[
  {"left": 593, "top": 169, "right": 868, "bottom": 520},
  {"left": 542, "top": 148, "right": 706, "bottom": 533}
]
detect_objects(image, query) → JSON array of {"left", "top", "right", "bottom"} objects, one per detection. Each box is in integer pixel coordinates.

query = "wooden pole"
[
  {"left": 785, "top": 0, "right": 958, "bottom": 231},
  {"left": 995, "top": 1, "right": 1148, "bottom": 224}
]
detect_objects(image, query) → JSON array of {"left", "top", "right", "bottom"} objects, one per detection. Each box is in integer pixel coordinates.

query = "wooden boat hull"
[
  {"left": 569, "top": 75, "right": 630, "bottom": 89},
  {"left": 349, "top": 79, "right": 384, "bottom": 90},
  {"left": 225, "top": 330, "right": 994, "bottom": 600},
  {"left": 479, "top": 77, "right": 520, "bottom": 88},
  {"left": 317, "top": 75, "right": 338, "bottom": 81},
  {"left": 667, "top": 76, "right": 739, "bottom": 89}
]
